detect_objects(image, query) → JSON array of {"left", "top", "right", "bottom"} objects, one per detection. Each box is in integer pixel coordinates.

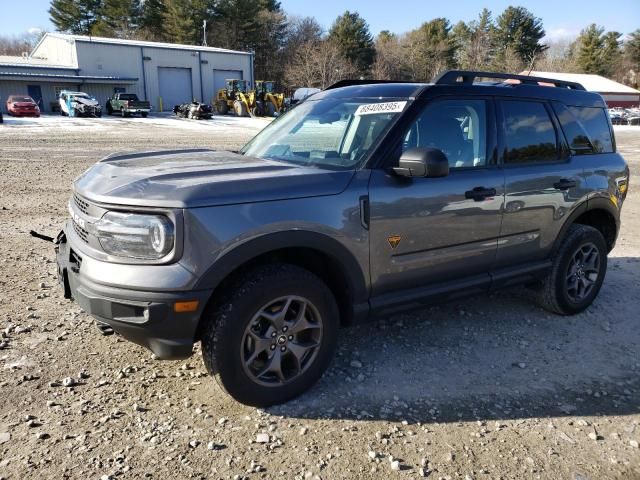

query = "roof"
[
  {"left": 0, "top": 55, "right": 77, "bottom": 70},
  {"left": 0, "top": 71, "right": 138, "bottom": 83},
  {"left": 524, "top": 71, "right": 640, "bottom": 94},
  {"left": 42, "top": 32, "right": 251, "bottom": 56}
]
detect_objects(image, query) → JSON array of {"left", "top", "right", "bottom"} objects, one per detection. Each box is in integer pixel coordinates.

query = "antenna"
[{"left": 202, "top": 20, "right": 208, "bottom": 47}]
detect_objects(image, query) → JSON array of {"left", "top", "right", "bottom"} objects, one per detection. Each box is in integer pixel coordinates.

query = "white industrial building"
[{"left": 0, "top": 33, "right": 253, "bottom": 113}]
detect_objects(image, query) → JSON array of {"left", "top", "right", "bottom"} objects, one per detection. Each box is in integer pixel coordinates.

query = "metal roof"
[
  {"left": 0, "top": 55, "right": 77, "bottom": 70},
  {"left": 43, "top": 32, "right": 251, "bottom": 56},
  {"left": 0, "top": 71, "right": 138, "bottom": 83},
  {"left": 524, "top": 71, "right": 640, "bottom": 94}
]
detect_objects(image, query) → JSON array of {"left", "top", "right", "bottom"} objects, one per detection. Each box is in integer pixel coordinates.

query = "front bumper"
[{"left": 56, "top": 230, "right": 212, "bottom": 359}]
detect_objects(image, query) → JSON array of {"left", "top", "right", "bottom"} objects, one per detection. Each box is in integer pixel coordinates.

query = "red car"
[{"left": 6, "top": 95, "right": 40, "bottom": 117}]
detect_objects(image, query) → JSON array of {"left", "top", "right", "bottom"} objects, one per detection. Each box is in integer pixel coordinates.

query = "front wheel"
[
  {"left": 201, "top": 264, "right": 339, "bottom": 406},
  {"left": 538, "top": 224, "right": 608, "bottom": 315}
]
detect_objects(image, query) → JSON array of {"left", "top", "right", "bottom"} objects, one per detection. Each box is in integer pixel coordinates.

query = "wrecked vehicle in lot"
[
  {"left": 52, "top": 70, "right": 629, "bottom": 407},
  {"left": 59, "top": 91, "right": 102, "bottom": 117},
  {"left": 173, "top": 101, "right": 213, "bottom": 120}
]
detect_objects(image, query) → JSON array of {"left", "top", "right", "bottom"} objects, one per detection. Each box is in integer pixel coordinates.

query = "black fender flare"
[
  {"left": 552, "top": 196, "right": 620, "bottom": 253},
  {"left": 194, "top": 230, "right": 369, "bottom": 305}
]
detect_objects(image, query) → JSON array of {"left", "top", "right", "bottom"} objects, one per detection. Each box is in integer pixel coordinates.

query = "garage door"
[
  {"left": 213, "top": 69, "right": 243, "bottom": 94},
  {"left": 158, "top": 67, "right": 193, "bottom": 111}
]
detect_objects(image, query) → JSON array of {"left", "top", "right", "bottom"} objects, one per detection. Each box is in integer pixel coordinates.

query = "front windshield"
[
  {"left": 242, "top": 97, "right": 409, "bottom": 169},
  {"left": 11, "top": 96, "right": 33, "bottom": 103}
]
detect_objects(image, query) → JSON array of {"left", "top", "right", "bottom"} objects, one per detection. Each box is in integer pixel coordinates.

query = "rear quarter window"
[{"left": 568, "top": 106, "right": 613, "bottom": 153}]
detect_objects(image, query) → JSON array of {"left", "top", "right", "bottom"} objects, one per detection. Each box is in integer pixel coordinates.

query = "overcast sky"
[{"left": 3, "top": 0, "right": 639, "bottom": 41}]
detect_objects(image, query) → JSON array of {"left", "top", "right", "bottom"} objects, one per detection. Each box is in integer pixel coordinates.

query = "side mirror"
[{"left": 393, "top": 147, "right": 450, "bottom": 178}]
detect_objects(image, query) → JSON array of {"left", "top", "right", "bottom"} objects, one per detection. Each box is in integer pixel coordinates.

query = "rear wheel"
[
  {"left": 538, "top": 224, "right": 608, "bottom": 315},
  {"left": 201, "top": 264, "right": 339, "bottom": 406}
]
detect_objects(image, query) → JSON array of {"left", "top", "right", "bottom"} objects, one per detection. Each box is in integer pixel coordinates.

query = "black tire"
[
  {"left": 538, "top": 224, "right": 608, "bottom": 315},
  {"left": 201, "top": 264, "right": 339, "bottom": 406},
  {"left": 216, "top": 101, "right": 229, "bottom": 115},
  {"left": 141, "top": 112, "right": 148, "bottom": 118},
  {"left": 233, "top": 100, "right": 247, "bottom": 117}
]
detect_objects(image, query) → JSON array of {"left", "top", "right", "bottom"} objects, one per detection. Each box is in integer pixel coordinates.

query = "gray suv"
[{"left": 55, "top": 71, "right": 630, "bottom": 406}]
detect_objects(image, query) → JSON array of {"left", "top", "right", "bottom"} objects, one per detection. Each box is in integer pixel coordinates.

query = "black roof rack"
[
  {"left": 325, "top": 79, "right": 419, "bottom": 90},
  {"left": 433, "top": 70, "right": 586, "bottom": 91}
]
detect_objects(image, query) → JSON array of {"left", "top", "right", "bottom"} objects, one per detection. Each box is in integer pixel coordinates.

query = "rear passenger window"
[
  {"left": 552, "top": 102, "right": 593, "bottom": 154},
  {"left": 568, "top": 106, "right": 613, "bottom": 153},
  {"left": 502, "top": 101, "right": 558, "bottom": 164}
]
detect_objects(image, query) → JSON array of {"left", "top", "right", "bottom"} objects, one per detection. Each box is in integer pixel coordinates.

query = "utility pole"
[{"left": 203, "top": 20, "right": 208, "bottom": 47}]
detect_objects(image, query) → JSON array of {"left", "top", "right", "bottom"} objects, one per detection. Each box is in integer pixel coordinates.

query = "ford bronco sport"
[{"left": 55, "top": 71, "right": 629, "bottom": 406}]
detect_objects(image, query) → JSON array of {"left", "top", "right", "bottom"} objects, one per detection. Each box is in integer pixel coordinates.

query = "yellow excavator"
[
  {"left": 252, "top": 80, "right": 285, "bottom": 117},
  {"left": 215, "top": 79, "right": 253, "bottom": 117}
]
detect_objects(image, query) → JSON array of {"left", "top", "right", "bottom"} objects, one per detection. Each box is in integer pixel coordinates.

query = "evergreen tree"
[
  {"left": 494, "top": 6, "right": 546, "bottom": 69},
  {"left": 93, "top": 0, "right": 141, "bottom": 37},
  {"left": 328, "top": 11, "right": 375, "bottom": 74},
  {"left": 601, "top": 31, "right": 622, "bottom": 78},
  {"left": 162, "top": 0, "right": 195, "bottom": 44},
  {"left": 139, "top": 0, "right": 168, "bottom": 39},
  {"left": 405, "top": 18, "right": 455, "bottom": 81},
  {"left": 50, "top": 0, "right": 103, "bottom": 34},
  {"left": 575, "top": 24, "right": 606, "bottom": 74}
]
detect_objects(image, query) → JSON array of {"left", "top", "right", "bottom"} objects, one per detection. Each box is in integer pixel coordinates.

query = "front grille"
[
  {"left": 73, "top": 220, "right": 89, "bottom": 243},
  {"left": 74, "top": 194, "right": 90, "bottom": 215}
]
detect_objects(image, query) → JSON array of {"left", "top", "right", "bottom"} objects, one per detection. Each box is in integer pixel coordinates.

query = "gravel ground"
[{"left": 0, "top": 116, "right": 639, "bottom": 480}]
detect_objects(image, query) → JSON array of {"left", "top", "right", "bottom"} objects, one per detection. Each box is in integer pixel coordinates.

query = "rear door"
[{"left": 495, "top": 99, "right": 589, "bottom": 267}]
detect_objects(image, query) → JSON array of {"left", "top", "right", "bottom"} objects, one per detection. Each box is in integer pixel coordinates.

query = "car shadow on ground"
[{"left": 267, "top": 256, "right": 640, "bottom": 424}]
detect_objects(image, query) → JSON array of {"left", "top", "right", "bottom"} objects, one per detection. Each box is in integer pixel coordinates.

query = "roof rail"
[
  {"left": 433, "top": 70, "right": 586, "bottom": 91},
  {"left": 324, "top": 79, "right": 418, "bottom": 90}
]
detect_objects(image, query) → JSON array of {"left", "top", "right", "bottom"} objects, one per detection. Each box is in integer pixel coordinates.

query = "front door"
[
  {"left": 369, "top": 97, "right": 505, "bottom": 299},
  {"left": 27, "top": 85, "right": 43, "bottom": 110}
]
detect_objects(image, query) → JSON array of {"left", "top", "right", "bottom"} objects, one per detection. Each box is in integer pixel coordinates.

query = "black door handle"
[
  {"left": 465, "top": 186, "right": 497, "bottom": 201},
  {"left": 553, "top": 179, "right": 577, "bottom": 190}
]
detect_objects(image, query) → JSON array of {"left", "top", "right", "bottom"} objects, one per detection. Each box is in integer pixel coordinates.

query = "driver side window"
[{"left": 403, "top": 99, "right": 488, "bottom": 169}]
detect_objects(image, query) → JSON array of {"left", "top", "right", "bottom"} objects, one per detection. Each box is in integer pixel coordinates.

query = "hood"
[
  {"left": 74, "top": 149, "right": 355, "bottom": 208},
  {"left": 74, "top": 96, "right": 99, "bottom": 107}
]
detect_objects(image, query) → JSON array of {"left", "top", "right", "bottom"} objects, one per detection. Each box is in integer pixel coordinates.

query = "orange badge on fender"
[{"left": 387, "top": 235, "right": 401, "bottom": 249}]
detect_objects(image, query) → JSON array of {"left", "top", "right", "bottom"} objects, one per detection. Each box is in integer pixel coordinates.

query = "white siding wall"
[
  {"left": 75, "top": 42, "right": 145, "bottom": 100},
  {"left": 31, "top": 35, "right": 77, "bottom": 66},
  {"left": 76, "top": 40, "right": 251, "bottom": 108},
  {"left": 7, "top": 36, "right": 252, "bottom": 112}
]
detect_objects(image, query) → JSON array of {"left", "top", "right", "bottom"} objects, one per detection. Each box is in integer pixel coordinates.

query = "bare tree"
[
  {"left": 371, "top": 31, "right": 407, "bottom": 80},
  {"left": 285, "top": 39, "right": 357, "bottom": 89},
  {"left": 0, "top": 30, "right": 46, "bottom": 56}
]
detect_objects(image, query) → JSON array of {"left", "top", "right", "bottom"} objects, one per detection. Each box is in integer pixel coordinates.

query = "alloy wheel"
[
  {"left": 566, "top": 242, "right": 600, "bottom": 302},
  {"left": 241, "top": 296, "right": 323, "bottom": 387}
]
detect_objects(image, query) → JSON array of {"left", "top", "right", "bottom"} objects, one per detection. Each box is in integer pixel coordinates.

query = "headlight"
[{"left": 95, "top": 212, "right": 174, "bottom": 260}]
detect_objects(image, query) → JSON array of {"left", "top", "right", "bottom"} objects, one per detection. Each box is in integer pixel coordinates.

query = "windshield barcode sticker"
[{"left": 355, "top": 101, "right": 407, "bottom": 116}]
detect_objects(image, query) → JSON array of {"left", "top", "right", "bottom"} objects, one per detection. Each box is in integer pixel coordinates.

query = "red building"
[{"left": 523, "top": 71, "right": 640, "bottom": 108}]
